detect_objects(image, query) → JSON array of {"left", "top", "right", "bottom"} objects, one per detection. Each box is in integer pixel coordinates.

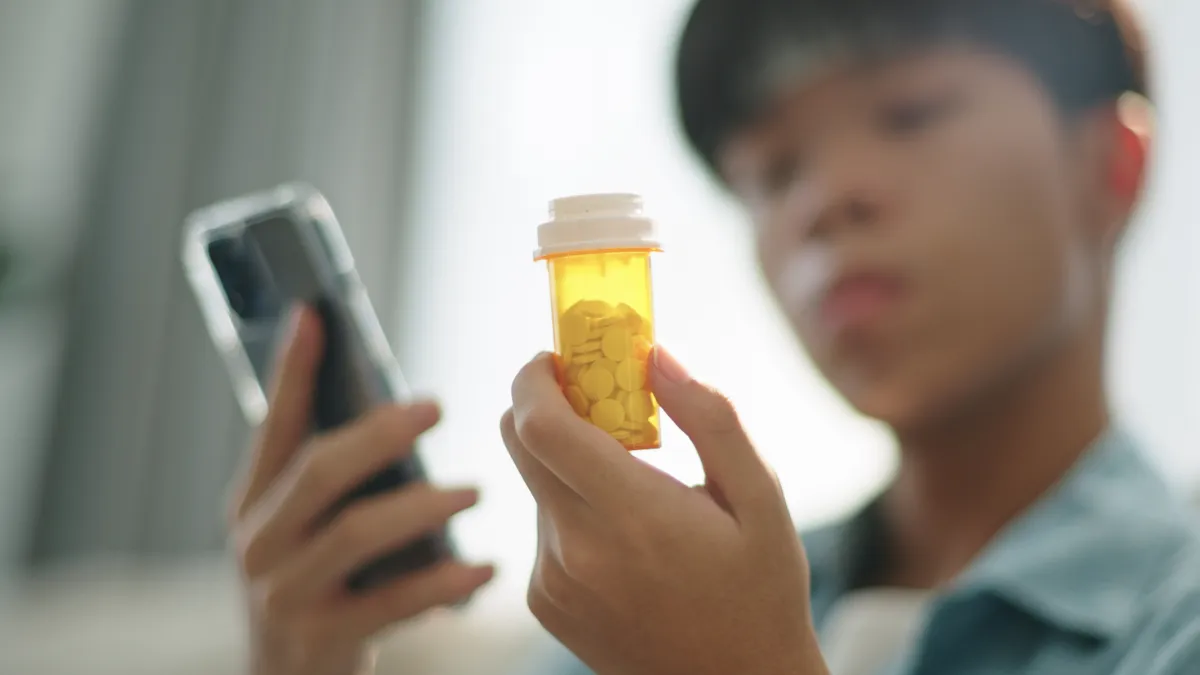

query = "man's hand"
[
  {"left": 230, "top": 307, "right": 494, "bottom": 675},
  {"left": 500, "top": 347, "right": 828, "bottom": 675}
]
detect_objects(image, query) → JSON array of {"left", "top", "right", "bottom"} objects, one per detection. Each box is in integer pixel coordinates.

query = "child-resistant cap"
[{"left": 534, "top": 193, "right": 663, "bottom": 260}]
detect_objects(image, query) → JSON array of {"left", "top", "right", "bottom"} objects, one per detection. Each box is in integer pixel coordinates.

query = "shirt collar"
[
  {"left": 954, "top": 427, "right": 1196, "bottom": 639},
  {"left": 808, "top": 427, "right": 1198, "bottom": 641}
]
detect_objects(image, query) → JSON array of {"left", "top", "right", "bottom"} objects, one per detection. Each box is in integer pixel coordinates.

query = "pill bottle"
[{"left": 534, "top": 193, "right": 662, "bottom": 451}]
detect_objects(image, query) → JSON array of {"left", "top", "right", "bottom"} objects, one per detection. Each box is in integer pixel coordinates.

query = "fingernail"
[
  {"left": 457, "top": 564, "right": 496, "bottom": 598},
  {"left": 448, "top": 487, "right": 480, "bottom": 507},
  {"left": 473, "top": 564, "right": 496, "bottom": 583},
  {"left": 653, "top": 345, "right": 691, "bottom": 384},
  {"left": 408, "top": 400, "right": 442, "bottom": 425}
]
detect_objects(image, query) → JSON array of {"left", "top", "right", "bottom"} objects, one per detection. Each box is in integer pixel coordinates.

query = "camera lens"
[{"left": 208, "top": 237, "right": 278, "bottom": 321}]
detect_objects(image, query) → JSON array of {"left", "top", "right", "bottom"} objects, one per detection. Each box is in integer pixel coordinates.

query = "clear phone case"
[{"left": 182, "top": 183, "right": 453, "bottom": 590}]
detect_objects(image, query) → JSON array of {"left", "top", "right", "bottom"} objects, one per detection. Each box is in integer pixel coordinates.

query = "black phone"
[{"left": 182, "top": 183, "right": 455, "bottom": 590}]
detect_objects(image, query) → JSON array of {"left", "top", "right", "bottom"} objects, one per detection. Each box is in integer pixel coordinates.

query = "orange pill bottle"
[{"left": 534, "top": 194, "right": 662, "bottom": 451}]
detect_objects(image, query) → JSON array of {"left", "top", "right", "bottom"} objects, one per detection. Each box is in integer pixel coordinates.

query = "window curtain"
[{"left": 28, "top": 0, "right": 429, "bottom": 565}]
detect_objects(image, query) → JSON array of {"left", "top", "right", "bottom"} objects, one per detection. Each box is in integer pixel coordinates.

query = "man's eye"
[
  {"left": 758, "top": 154, "right": 804, "bottom": 197},
  {"left": 879, "top": 94, "right": 960, "bottom": 136}
]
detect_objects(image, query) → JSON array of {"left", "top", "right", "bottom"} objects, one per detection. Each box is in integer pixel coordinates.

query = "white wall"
[
  {"left": 398, "top": 0, "right": 1200, "bottom": 607},
  {"left": 1108, "top": 0, "right": 1200, "bottom": 486}
]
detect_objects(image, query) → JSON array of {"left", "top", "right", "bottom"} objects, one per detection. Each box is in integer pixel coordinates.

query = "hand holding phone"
[
  {"left": 183, "top": 184, "right": 493, "bottom": 673},
  {"left": 228, "top": 306, "right": 494, "bottom": 675},
  {"left": 186, "top": 184, "right": 462, "bottom": 586}
]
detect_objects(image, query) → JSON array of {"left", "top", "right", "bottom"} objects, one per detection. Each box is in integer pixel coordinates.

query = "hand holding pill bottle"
[{"left": 534, "top": 194, "right": 662, "bottom": 450}]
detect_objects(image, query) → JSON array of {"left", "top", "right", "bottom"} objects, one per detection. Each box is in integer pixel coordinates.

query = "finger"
[
  {"left": 245, "top": 402, "right": 442, "bottom": 563},
  {"left": 649, "top": 346, "right": 782, "bottom": 518},
  {"left": 330, "top": 561, "right": 496, "bottom": 641},
  {"left": 269, "top": 485, "right": 479, "bottom": 603},
  {"left": 234, "top": 305, "right": 324, "bottom": 516},
  {"left": 509, "top": 353, "right": 641, "bottom": 506},
  {"left": 500, "top": 409, "right": 583, "bottom": 511}
]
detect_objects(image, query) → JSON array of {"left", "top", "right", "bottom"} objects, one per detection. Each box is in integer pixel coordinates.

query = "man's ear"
[
  {"left": 1078, "top": 94, "right": 1152, "bottom": 247},
  {"left": 1110, "top": 93, "right": 1152, "bottom": 208}
]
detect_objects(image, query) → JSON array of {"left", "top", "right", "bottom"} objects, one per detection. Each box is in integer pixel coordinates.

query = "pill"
[
  {"left": 566, "top": 363, "right": 586, "bottom": 383},
  {"left": 573, "top": 300, "right": 613, "bottom": 317},
  {"left": 625, "top": 390, "right": 653, "bottom": 422},
  {"left": 560, "top": 312, "right": 590, "bottom": 347},
  {"left": 631, "top": 335, "right": 653, "bottom": 361},
  {"left": 614, "top": 358, "right": 645, "bottom": 391},
  {"left": 575, "top": 339, "right": 602, "bottom": 355},
  {"left": 601, "top": 325, "right": 632, "bottom": 361},
  {"left": 590, "top": 398, "right": 626, "bottom": 431},
  {"left": 573, "top": 351, "right": 602, "bottom": 365},
  {"left": 557, "top": 299, "right": 657, "bottom": 448},
  {"left": 566, "top": 386, "right": 590, "bottom": 416},
  {"left": 580, "top": 367, "right": 615, "bottom": 401},
  {"left": 617, "top": 303, "right": 645, "bottom": 333}
]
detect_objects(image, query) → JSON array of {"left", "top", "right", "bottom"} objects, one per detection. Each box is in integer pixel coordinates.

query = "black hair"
[{"left": 674, "top": 0, "right": 1148, "bottom": 177}]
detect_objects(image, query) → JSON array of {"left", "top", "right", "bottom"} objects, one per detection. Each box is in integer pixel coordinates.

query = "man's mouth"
[{"left": 819, "top": 270, "right": 907, "bottom": 335}]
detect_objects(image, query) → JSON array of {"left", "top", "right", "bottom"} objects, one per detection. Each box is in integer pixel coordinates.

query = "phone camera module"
[{"left": 207, "top": 237, "right": 281, "bottom": 321}]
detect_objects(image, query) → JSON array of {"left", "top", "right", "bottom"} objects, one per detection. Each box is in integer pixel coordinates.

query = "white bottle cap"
[{"left": 534, "top": 193, "right": 662, "bottom": 260}]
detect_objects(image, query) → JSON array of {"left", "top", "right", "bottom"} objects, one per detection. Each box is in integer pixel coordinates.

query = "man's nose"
[{"left": 783, "top": 145, "right": 886, "bottom": 241}]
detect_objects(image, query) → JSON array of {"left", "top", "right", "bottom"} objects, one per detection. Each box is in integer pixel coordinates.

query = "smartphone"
[{"left": 182, "top": 182, "right": 455, "bottom": 591}]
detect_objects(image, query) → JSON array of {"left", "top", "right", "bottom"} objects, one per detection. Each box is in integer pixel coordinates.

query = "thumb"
[
  {"left": 650, "top": 346, "right": 781, "bottom": 516},
  {"left": 235, "top": 304, "right": 323, "bottom": 516}
]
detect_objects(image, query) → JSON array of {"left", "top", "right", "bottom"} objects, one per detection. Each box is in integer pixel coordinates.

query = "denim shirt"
[{"left": 537, "top": 428, "right": 1200, "bottom": 674}]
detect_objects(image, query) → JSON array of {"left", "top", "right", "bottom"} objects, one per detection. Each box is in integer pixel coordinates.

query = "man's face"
[{"left": 721, "top": 46, "right": 1120, "bottom": 432}]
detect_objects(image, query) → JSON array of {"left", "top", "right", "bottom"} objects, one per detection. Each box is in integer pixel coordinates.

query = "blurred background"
[{"left": 0, "top": 0, "right": 1197, "bottom": 673}]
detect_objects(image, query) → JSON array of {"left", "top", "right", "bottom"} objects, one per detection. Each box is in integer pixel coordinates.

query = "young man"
[
  {"left": 502, "top": 0, "right": 1200, "bottom": 673},
  {"left": 227, "top": 1, "right": 1198, "bottom": 674}
]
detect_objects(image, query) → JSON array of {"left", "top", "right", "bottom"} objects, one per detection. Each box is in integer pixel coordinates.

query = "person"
[{"left": 226, "top": 0, "right": 1200, "bottom": 674}]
